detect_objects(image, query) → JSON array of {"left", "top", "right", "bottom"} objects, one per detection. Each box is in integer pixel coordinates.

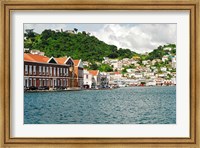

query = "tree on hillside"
[{"left": 74, "top": 28, "right": 78, "bottom": 33}]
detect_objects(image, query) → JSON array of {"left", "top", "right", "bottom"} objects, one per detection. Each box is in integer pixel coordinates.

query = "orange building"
[{"left": 73, "top": 59, "right": 84, "bottom": 88}]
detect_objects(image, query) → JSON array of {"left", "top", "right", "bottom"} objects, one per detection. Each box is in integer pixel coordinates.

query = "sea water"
[{"left": 24, "top": 86, "right": 176, "bottom": 124}]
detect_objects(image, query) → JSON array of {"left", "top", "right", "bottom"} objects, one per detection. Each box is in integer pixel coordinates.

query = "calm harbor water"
[{"left": 24, "top": 86, "right": 176, "bottom": 124}]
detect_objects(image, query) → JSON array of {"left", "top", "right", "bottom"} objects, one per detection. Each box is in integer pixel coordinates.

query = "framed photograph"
[{"left": 0, "top": 0, "right": 199, "bottom": 147}]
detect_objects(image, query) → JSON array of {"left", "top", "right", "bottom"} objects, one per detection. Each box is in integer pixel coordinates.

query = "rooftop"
[
  {"left": 24, "top": 53, "right": 49, "bottom": 63},
  {"left": 89, "top": 70, "right": 99, "bottom": 76}
]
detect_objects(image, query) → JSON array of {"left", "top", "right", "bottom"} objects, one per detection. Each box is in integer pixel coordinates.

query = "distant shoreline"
[{"left": 24, "top": 85, "right": 176, "bottom": 93}]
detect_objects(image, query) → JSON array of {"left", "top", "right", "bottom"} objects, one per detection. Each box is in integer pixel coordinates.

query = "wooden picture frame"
[{"left": 0, "top": 0, "right": 199, "bottom": 147}]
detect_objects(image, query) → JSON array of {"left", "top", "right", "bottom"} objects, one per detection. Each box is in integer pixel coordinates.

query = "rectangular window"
[
  {"left": 57, "top": 68, "right": 59, "bottom": 76},
  {"left": 54, "top": 67, "right": 56, "bottom": 76},
  {"left": 46, "top": 79, "right": 49, "bottom": 86},
  {"left": 43, "top": 66, "right": 45, "bottom": 75},
  {"left": 50, "top": 67, "right": 52, "bottom": 76},
  {"left": 29, "top": 78, "right": 32, "bottom": 86},
  {"left": 63, "top": 68, "right": 65, "bottom": 75},
  {"left": 54, "top": 79, "right": 57, "bottom": 86},
  {"left": 33, "top": 78, "right": 36, "bottom": 87},
  {"left": 39, "top": 79, "right": 42, "bottom": 86},
  {"left": 60, "top": 79, "right": 62, "bottom": 86},
  {"left": 60, "top": 68, "right": 62, "bottom": 76},
  {"left": 46, "top": 67, "right": 49, "bottom": 74},
  {"left": 43, "top": 79, "right": 46, "bottom": 86},
  {"left": 86, "top": 75, "right": 88, "bottom": 79},
  {"left": 39, "top": 66, "right": 42, "bottom": 75},
  {"left": 64, "top": 79, "right": 66, "bottom": 86},
  {"left": 33, "top": 66, "right": 36, "bottom": 75},
  {"left": 50, "top": 79, "right": 53, "bottom": 86},
  {"left": 29, "top": 65, "right": 32, "bottom": 75},
  {"left": 58, "top": 79, "right": 60, "bottom": 86},
  {"left": 66, "top": 68, "right": 68, "bottom": 76},
  {"left": 25, "top": 65, "right": 28, "bottom": 74},
  {"left": 78, "top": 69, "right": 83, "bottom": 77}
]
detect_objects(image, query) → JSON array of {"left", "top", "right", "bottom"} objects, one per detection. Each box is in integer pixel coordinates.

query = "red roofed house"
[
  {"left": 89, "top": 70, "right": 101, "bottom": 88},
  {"left": 24, "top": 53, "right": 75, "bottom": 90},
  {"left": 83, "top": 69, "right": 101, "bottom": 89},
  {"left": 73, "top": 59, "right": 84, "bottom": 88}
]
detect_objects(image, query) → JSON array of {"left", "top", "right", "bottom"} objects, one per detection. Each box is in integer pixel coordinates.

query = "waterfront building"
[
  {"left": 109, "top": 72, "right": 122, "bottom": 81},
  {"left": 100, "top": 72, "right": 109, "bottom": 88},
  {"left": 89, "top": 70, "right": 101, "bottom": 88},
  {"left": 73, "top": 59, "right": 84, "bottom": 88},
  {"left": 172, "top": 56, "right": 176, "bottom": 68},
  {"left": 24, "top": 53, "right": 76, "bottom": 90},
  {"left": 83, "top": 69, "right": 101, "bottom": 88},
  {"left": 146, "top": 80, "right": 157, "bottom": 86},
  {"left": 83, "top": 69, "right": 93, "bottom": 88},
  {"left": 171, "top": 77, "right": 176, "bottom": 85}
]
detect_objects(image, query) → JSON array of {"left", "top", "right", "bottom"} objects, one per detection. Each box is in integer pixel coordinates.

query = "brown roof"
[
  {"left": 24, "top": 53, "right": 49, "bottom": 63},
  {"left": 89, "top": 70, "right": 99, "bottom": 76},
  {"left": 55, "top": 57, "right": 68, "bottom": 64},
  {"left": 73, "top": 60, "right": 80, "bottom": 66},
  {"left": 115, "top": 71, "right": 120, "bottom": 75}
]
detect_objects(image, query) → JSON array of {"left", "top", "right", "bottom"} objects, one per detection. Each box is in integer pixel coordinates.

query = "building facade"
[
  {"left": 24, "top": 53, "right": 79, "bottom": 90},
  {"left": 73, "top": 59, "right": 84, "bottom": 88},
  {"left": 83, "top": 70, "right": 101, "bottom": 89}
]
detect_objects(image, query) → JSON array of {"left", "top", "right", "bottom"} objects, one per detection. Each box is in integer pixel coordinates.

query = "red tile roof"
[
  {"left": 73, "top": 60, "right": 80, "bottom": 66},
  {"left": 24, "top": 53, "right": 49, "bottom": 63},
  {"left": 115, "top": 71, "right": 120, "bottom": 75},
  {"left": 89, "top": 70, "right": 99, "bottom": 76},
  {"left": 55, "top": 57, "right": 68, "bottom": 64}
]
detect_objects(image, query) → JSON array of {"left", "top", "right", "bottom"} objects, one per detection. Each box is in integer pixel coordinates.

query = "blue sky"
[{"left": 24, "top": 23, "right": 177, "bottom": 53}]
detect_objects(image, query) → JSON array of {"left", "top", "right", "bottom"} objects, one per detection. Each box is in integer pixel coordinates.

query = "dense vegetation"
[
  {"left": 24, "top": 29, "right": 176, "bottom": 72},
  {"left": 24, "top": 29, "right": 139, "bottom": 62}
]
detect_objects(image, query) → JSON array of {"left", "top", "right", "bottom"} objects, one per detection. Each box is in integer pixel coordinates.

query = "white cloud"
[{"left": 90, "top": 24, "right": 177, "bottom": 53}]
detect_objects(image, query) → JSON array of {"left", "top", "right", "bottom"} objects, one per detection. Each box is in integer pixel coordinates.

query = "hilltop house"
[
  {"left": 163, "top": 47, "right": 172, "bottom": 51},
  {"left": 162, "top": 55, "right": 169, "bottom": 62},
  {"left": 30, "top": 49, "right": 45, "bottom": 56}
]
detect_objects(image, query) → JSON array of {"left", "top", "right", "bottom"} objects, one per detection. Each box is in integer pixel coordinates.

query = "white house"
[
  {"left": 146, "top": 80, "right": 156, "bottom": 86},
  {"left": 126, "top": 68, "right": 135, "bottom": 73},
  {"left": 172, "top": 56, "right": 176, "bottom": 68},
  {"left": 83, "top": 69, "right": 93, "bottom": 88},
  {"left": 163, "top": 47, "right": 172, "bottom": 51},
  {"left": 162, "top": 55, "right": 169, "bottom": 62},
  {"left": 142, "top": 60, "right": 148, "bottom": 65},
  {"left": 161, "top": 67, "right": 167, "bottom": 72},
  {"left": 30, "top": 49, "right": 45, "bottom": 56},
  {"left": 89, "top": 70, "right": 101, "bottom": 88},
  {"left": 110, "top": 59, "right": 122, "bottom": 70}
]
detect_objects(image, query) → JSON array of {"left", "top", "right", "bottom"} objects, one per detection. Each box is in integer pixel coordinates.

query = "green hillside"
[
  {"left": 24, "top": 29, "right": 176, "bottom": 62},
  {"left": 24, "top": 29, "right": 139, "bottom": 62}
]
